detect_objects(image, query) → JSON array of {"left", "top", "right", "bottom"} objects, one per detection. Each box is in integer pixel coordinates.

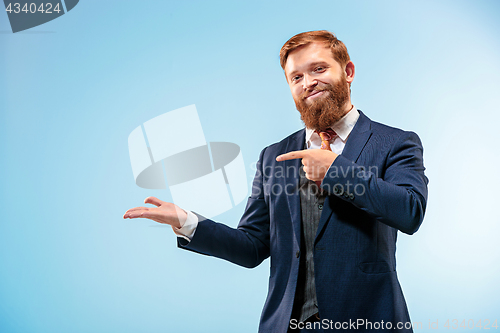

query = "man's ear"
[{"left": 345, "top": 61, "right": 355, "bottom": 84}]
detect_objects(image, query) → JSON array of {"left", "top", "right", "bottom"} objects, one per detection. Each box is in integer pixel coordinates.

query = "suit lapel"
[
  {"left": 338, "top": 111, "right": 373, "bottom": 163},
  {"left": 284, "top": 129, "right": 306, "bottom": 249},
  {"left": 315, "top": 111, "right": 373, "bottom": 242}
]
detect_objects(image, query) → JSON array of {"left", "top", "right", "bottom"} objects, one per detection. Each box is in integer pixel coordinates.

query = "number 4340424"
[
  {"left": 5, "top": 3, "right": 62, "bottom": 14},
  {"left": 444, "top": 319, "right": 498, "bottom": 330}
]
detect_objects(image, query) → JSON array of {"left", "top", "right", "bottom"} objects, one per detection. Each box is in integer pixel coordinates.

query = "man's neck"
[{"left": 326, "top": 103, "right": 354, "bottom": 129}]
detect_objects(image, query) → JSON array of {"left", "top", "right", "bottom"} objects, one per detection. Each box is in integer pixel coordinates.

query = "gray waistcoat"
[{"left": 292, "top": 161, "right": 327, "bottom": 322}]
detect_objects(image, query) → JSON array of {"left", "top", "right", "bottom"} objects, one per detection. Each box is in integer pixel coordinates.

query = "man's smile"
[{"left": 305, "top": 90, "right": 325, "bottom": 100}]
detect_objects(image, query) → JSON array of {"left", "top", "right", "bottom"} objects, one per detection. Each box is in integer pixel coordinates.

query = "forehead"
[{"left": 284, "top": 42, "right": 339, "bottom": 75}]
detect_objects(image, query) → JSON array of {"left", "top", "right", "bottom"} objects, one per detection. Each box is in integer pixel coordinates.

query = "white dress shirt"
[{"left": 173, "top": 106, "right": 360, "bottom": 241}]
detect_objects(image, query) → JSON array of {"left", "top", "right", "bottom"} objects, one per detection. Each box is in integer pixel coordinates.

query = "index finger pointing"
[{"left": 276, "top": 150, "right": 307, "bottom": 162}]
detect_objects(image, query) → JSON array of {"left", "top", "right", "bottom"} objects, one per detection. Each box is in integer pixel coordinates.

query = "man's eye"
[
  {"left": 292, "top": 75, "right": 301, "bottom": 82},
  {"left": 315, "top": 67, "right": 324, "bottom": 72}
]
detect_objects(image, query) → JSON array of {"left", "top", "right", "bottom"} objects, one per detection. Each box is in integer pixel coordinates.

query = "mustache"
[{"left": 299, "top": 85, "right": 332, "bottom": 100}]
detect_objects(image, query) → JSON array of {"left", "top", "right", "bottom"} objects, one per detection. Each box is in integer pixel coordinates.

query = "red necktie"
[{"left": 315, "top": 128, "right": 337, "bottom": 188}]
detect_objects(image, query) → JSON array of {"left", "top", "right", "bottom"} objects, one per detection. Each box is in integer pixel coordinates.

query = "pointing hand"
[{"left": 276, "top": 149, "right": 337, "bottom": 181}]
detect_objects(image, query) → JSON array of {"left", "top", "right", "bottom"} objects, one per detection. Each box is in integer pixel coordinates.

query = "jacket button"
[
  {"left": 296, "top": 250, "right": 300, "bottom": 258},
  {"left": 318, "top": 204, "right": 323, "bottom": 210},
  {"left": 333, "top": 185, "right": 344, "bottom": 196}
]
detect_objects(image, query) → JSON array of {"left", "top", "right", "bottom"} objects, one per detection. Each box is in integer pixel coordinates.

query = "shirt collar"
[{"left": 305, "top": 105, "right": 360, "bottom": 144}]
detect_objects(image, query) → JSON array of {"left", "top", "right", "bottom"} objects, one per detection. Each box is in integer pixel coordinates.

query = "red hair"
[{"left": 280, "top": 30, "right": 350, "bottom": 70}]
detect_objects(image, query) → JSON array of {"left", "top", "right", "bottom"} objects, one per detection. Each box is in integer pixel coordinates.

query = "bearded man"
[{"left": 124, "top": 31, "right": 428, "bottom": 333}]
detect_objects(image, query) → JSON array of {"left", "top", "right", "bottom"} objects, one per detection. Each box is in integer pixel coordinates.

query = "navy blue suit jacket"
[{"left": 178, "top": 111, "right": 428, "bottom": 332}]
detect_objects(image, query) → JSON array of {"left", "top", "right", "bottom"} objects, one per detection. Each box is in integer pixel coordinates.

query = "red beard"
[{"left": 294, "top": 78, "right": 350, "bottom": 131}]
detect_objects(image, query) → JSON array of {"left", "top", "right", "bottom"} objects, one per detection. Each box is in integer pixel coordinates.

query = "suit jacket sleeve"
[
  {"left": 321, "top": 130, "right": 428, "bottom": 235},
  {"left": 176, "top": 147, "right": 271, "bottom": 268}
]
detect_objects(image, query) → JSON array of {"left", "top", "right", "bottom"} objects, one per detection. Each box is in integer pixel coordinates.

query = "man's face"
[{"left": 284, "top": 42, "right": 353, "bottom": 130}]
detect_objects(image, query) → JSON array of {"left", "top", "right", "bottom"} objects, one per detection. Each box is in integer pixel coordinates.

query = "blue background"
[{"left": 1, "top": 0, "right": 499, "bottom": 332}]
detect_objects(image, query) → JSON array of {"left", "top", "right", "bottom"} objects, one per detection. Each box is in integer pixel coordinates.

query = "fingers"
[
  {"left": 124, "top": 198, "right": 185, "bottom": 228},
  {"left": 123, "top": 209, "right": 164, "bottom": 224},
  {"left": 123, "top": 209, "right": 164, "bottom": 221},
  {"left": 144, "top": 196, "right": 163, "bottom": 207},
  {"left": 123, "top": 208, "right": 150, "bottom": 219},
  {"left": 124, "top": 206, "right": 150, "bottom": 213},
  {"left": 302, "top": 166, "right": 315, "bottom": 181},
  {"left": 276, "top": 150, "right": 309, "bottom": 162}
]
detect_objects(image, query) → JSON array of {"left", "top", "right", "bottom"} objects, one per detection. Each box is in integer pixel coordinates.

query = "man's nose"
[{"left": 302, "top": 74, "right": 317, "bottom": 91}]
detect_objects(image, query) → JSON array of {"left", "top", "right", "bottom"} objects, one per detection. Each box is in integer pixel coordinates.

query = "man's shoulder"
[
  {"left": 273, "top": 128, "right": 304, "bottom": 147},
  {"left": 272, "top": 128, "right": 305, "bottom": 147},
  {"left": 360, "top": 111, "right": 423, "bottom": 150},
  {"left": 257, "top": 128, "right": 305, "bottom": 161},
  {"left": 360, "top": 110, "right": 420, "bottom": 138}
]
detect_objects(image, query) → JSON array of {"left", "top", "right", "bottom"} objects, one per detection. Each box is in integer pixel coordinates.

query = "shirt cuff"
[{"left": 172, "top": 210, "right": 198, "bottom": 242}]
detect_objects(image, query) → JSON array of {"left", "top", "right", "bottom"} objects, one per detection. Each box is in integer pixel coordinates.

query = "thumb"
[{"left": 144, "top": 196, "right": 163, "bottom": 207}]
